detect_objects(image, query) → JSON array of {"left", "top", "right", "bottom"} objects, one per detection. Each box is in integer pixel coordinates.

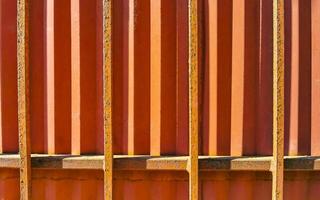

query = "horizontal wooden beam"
[{"left": 1, "top": 155, "right": 320, "bottom": 171}]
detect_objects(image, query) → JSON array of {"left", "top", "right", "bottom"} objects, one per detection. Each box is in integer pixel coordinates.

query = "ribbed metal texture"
[{"left": 0, "top": 0, "right": 317, "bottom": 199}]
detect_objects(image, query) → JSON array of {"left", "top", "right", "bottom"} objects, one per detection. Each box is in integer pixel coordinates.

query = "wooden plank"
[
  {"left": 17, "top": 0, "right": 31, "bottom": 199},
  {"left": 3, "top": 155, "right": 320, "bottom": 171},
  {"left": 188, "top": 0, "right": 198, "bottom": 199},
  {"left": 200, "top": 156, "right": 273, "bottom": 171},
  {"left": 103, "top": 0, "right": 113, "bottom": 199},
  {"left": 0, "top": 154, "right": 20, "bottom": 168},
  {"left": 272, "top": 0, "right": 285, "bottom": 200}
]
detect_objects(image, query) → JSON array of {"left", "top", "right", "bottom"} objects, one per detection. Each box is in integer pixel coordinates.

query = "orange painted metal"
[
  {"left": 0, "top": 0, "right": 319, "bottom": 199},
  {"left": 2, "top": 170, "right": 320, "bottom": 199},
  {"left": 0, "top": 0, "right": 18, "bottom": 154},
  {"left": 311, "top": 0, "right": 320, "bottom": 156}
]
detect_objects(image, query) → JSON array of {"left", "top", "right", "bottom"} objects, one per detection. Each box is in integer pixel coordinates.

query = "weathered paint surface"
[
  {"left": 1, "top": 0, "right": 317, "bottom": 156},
  {"left": 1, "top": 169, "right": 320, "bottom": 200},
  {"left": 0, "top": 0, "right": 319, "bottom": 199}
]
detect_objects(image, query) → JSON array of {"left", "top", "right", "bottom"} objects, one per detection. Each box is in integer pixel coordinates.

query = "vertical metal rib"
[
  {"left": 17, "top": 0, "right": 31, "bottom": 199},
  {"left": 272, "top": 0, "right": 285, "bottom": 200},
  {"left": 188, "top": 0, "right": 199, "bottom": 199},
  {"left": 103, "top": 0, "right": 113, "bottom": 199}
]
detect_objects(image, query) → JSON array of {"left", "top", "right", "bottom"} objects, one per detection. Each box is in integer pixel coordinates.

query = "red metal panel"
[
  {"left": 202, "top": 0, "right": 232, "bottom": 156},
  {"left": 71, "top": 0, "right": 101, "bottom": 155},
  {"left": 112, "top": 0, "right": 151, "bottom": 155},
  {"left": 46, "top": 0, "right": 72, "bottom": 154},
  {"left": 0, "top": 0, "right": 18, "bottom": 153},
  {"left": 311, "top": 0, "right": 320, "bottom": 156},
  {"left": 0, "top": 169, "right": 20, "bottom": 199},
  {"left": 175, "top": 0, "right": 189, "bottom": 156},
  {"left": 150, "top": 0, "right": 177, "bottom": 156},
  {"left": 202, "top": 0, "right": 272, "bottom": 156},
  {"left": 112, "top": 0, "right": 189, "bottom": 155},
  {"left": 30, "top": 0, "right": 45, "bottom": 153},
  {"left": 284, "top": 0, "right": 311, "bottom": 156},
  {"left": 1, "top": 0, "right": 320, "bottom": 198},
  {"left": 3, "top": 170, "right": 320, "bottom": 199}
]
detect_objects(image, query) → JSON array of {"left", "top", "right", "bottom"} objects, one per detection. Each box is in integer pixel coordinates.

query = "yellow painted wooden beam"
[
  {"left": 188, "top": 0, "right": 199, "bottom": 199},
  {"left": 272, "top": 0, "right": 285, "bottom": 200},
  {"left": 103, "top": 0, "right": 113, "bottom": 199},
  {"left": 17, "top": 0, "right": 31, "bottom": 199}
]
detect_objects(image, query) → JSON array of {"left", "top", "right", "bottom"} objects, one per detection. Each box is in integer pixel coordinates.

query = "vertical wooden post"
[
  {"left": 103, "top": 0, "right": 112, "bottom": 199},
  {"left": 272, "top": 0, "right": 284, "bottom": 200},
  {"left": 17, "top": 0, "right": 31, "bottom": 199},
  {"left": 188, "top": 0, "right": 198, "bottom": 199}
]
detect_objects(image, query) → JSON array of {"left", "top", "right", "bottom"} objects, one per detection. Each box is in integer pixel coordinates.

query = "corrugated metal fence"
[{"left": 0, "top": 0, "right": 319, "bottom": 199}]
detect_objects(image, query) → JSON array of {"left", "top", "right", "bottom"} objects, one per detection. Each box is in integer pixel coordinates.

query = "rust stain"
[
  {"left": 188, "top": 0, "right": 199, "bottom": 199},
  {"left": 272, "top": 0, "right": 285, "bottom": 200},
  {"left": 103, "top": 0, "right": 113, "bottom": 199},
  {"left": 17, "top": 0, "right": 31, "bottom": 199}
]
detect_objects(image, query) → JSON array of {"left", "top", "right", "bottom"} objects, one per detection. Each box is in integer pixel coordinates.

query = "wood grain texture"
[
  {"left": 272, "top": 0, "right": 285, "bottom": 200},
  {"left": 103, "top": 0, "right": 113, "bottom": 199},
  {"left": 188, "top": 0, "right": 199, "bottom": 199},
  {"left": 17, "top": 0, "right": 31, "bottom": 199}
]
